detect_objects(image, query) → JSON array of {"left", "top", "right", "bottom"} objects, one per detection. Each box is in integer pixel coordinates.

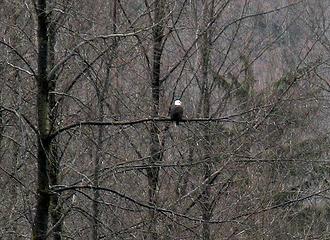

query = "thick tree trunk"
[
  {"left": 32, "top": 0, "right": 51, "bottom": 239},
  {"left": 47, "top": 11, "right": 63, "bottom": 240},
  {"left": 147, "top": 1, "right": 165, "bottom": 239},
  {"left": 49, "top": 141, "right": 62, "bottom": 240}
]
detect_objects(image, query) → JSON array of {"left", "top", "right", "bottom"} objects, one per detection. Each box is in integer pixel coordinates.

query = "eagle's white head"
[{"left": 174, "top": 100, "right": 182, "bottom": 106}]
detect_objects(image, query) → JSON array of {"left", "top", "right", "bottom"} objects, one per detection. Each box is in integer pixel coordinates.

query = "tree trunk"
[
  {"left": 92, "top": 1, "right": 119, "bottom": 239},
  {"left": 32, "top": 0, "right": 51, "bottom": 239},
  {"left": 92, "top": 121, "right": 102, "bottom": 240},
  {"left": 47, "top": 8, "right": 63, "bottom": 240},
  {"left": 147, "top": 1, "right": 165, "bottom": 239},
  {"left": 199, "top": 1, "right": 214, "bottom": 239},
  {"left": 0, "top": 100, "right": 3, "bottom": 151}
]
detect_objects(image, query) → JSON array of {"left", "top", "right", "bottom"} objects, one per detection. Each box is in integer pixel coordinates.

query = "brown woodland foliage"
[{"left": 1, "top": 0, "right": 330, "bottom": 239}]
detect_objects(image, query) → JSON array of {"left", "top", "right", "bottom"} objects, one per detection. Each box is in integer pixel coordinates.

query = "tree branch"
[
  {"left": 0, "top": 40, "right": 36, "bottom": 78},
  {"left": 49, "top": 116, "right": 247, "bottom": 139},
  {"left": 50, "top": 185, "right": 330, "bottom": 224}
]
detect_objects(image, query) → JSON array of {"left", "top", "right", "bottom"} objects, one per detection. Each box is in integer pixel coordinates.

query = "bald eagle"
[{"left": 170, "top": 100, "right": 183, "bottom": 125}]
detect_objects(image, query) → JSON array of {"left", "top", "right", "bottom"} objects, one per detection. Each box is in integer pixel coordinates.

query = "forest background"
[{"left": 1, "top": 0, "right": 330, "bottom": 239}]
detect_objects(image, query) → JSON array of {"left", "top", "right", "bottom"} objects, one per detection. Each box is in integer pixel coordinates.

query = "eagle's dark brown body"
[{"left": 170, "top": 105, "right": 183, "bottom": 125}]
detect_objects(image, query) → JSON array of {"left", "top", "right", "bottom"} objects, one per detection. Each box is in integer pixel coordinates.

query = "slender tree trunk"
[
  {"left": 92, "top": 2, "right": 118, "bottom": 239},
  {"left": 32, "top": 0, "right": 51, "bottom": 239},
  {"left": 0, "top": 99, "right": 3, "bottom": 151},
  {"left": 8, "top": 83, "right": 21, "bottom": 238},
  {"left": 199, "top": 1, "right": 214, "bottom": 239},
  {"left": 91, "top": 98, "right": 105, "bottom": 240},
  {"left": 147, "top": 1, "right": 165, "bottom": 239},
  {"left": 92, "top": 115, "right": 102, "bottom": 240},
  {"left": 201, "top": 85, "right": 211, "bottom": 240},
  {"left": 0, "top": 67, "right": 3, "bottom": 149}
]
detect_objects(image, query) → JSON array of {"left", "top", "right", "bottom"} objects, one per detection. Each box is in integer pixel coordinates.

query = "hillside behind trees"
[{"left": 1, "top": 1, "right": 330, "bottom": 239}]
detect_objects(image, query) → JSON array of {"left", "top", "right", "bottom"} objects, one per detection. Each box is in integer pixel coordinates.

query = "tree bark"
[
  {"left": 92, "top": 1, "right": 119, "bottom": 239},
  {"left": 199, "top": 1, "right": 214, "bottom": 239},
  {"left": 147, "top": 1, "right": 165, "bottom": 239},
  {"left": 32, "top": 0, "right": 51, "bottom": 239},
  {"left": 47, "top": 7, "right": 63, "bottom": 240},
  {"left": 92, "top": 123, "right": 102, "bottom": 240}
]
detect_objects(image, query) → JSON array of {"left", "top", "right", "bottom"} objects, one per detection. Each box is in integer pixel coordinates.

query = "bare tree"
[
  {"left": 32, "top": 0, "right": 52, "bottom": 238},
  {"left": 147, "top": 1, "right": 166, "bottom": 239},
  {"left": 1, "top": 1, "right": 330, "bottom": 239},
  {"left": 91, "top": 1, "right": 119, "bottom": 239}
]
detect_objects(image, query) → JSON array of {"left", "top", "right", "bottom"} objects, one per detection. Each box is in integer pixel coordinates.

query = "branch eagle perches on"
[
  {"left": 0, "top": 105, "right": 252, "bottom": 140},
  {"left": 49, "top": 116, "right": 247, "bottom": 140}
]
